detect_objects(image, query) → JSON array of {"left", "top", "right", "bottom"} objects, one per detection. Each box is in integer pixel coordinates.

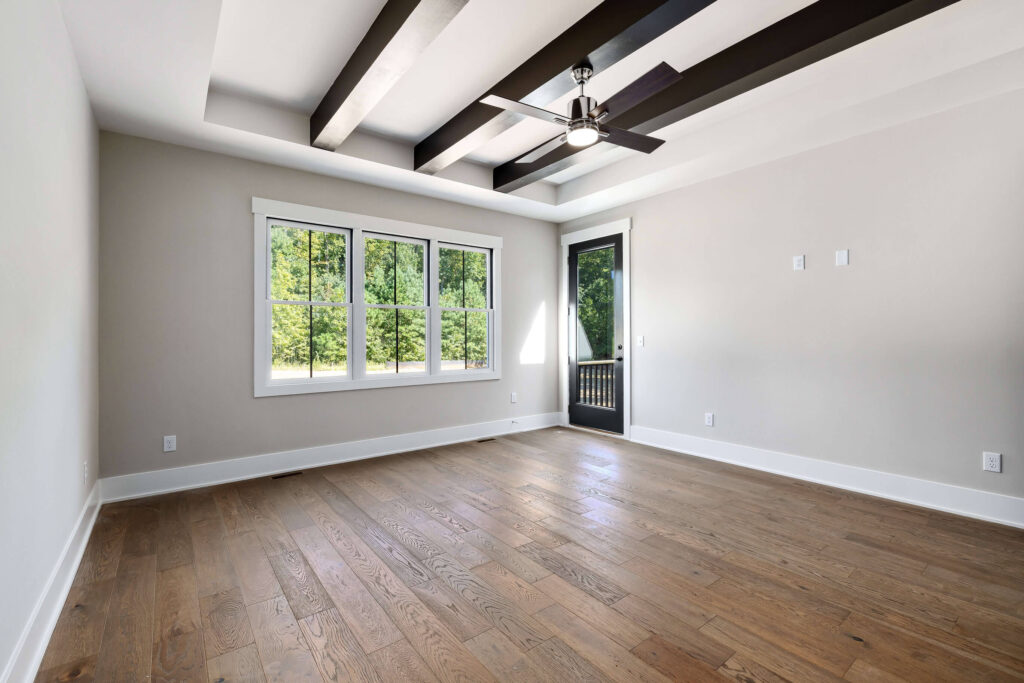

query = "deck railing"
[{"left": 578, "top": 360, "right": 616, "bottom": 408}]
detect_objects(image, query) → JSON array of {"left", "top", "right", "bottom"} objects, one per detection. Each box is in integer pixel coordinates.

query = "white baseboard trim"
[
  {"left": 3, "top": 482, "right": 101, "bottom": 683},
  {"left": 100, "top": 412, "right": 564, "bottom": 503},
  {"left": 631, "top": 426, "right": 1024, "bottom": 529}
]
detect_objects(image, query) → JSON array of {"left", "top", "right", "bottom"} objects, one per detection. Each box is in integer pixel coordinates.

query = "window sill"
[{"left": 255, "top": 369, "right": 501, "bottom": 397}]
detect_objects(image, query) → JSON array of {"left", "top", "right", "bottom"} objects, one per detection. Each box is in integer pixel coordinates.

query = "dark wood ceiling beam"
[
  {"left": 493, "top": 0, "right": 960, "bottom": 192},
  {"left": 311, "top": 0, "right": 467, "bottom": 150},
  {"left": 413, "top": 0, "right": 717, "bottom": 174}
]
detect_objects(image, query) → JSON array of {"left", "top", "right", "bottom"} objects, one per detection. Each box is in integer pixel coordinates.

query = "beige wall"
[
  {"left": 561, "top": 89, "right": 1024, "bottom": 498},
  {"left": 99, "top": 133, "right": 559, "bottom": 478},
  {"left": 0, "top": 0, "right": 99, "bottom": 674}
]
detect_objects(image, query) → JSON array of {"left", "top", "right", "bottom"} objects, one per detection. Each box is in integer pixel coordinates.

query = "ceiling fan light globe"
[{"left": 566, "top": 124, "right": 599, "bottom": 147}]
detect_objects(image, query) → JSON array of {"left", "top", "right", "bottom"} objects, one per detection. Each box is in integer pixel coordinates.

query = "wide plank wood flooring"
[{"left": 37, "top": 427, "right": 1024, "bottom": 682}]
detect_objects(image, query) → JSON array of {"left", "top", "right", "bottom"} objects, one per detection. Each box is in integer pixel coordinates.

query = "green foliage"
[
  {"left": 364, "top": 238, "right": 426, "bottom": 370},
  {"left": 270, "top": 225, "right": 348, "bottom": 375},
  {"left": 577, "top": 247, "right": 614, "bottom": 359},
  {"left": 268, "top": 227, "right": 489, "bottom": 375}
]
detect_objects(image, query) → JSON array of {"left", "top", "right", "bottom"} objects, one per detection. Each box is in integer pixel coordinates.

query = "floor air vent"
[
  {"left": 477, "top": 438, "right": 496, "bottom": 443},
  {"left": 270, "top": 471, "right": 303, "bottom": 479}
]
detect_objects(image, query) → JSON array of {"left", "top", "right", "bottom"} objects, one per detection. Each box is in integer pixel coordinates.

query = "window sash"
[{"left": 254, "top": 202, "right": 501, "bottom": 396}]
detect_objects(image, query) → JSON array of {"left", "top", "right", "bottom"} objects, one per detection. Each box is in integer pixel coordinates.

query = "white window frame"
[{"left": 254, "top": 197, "right": 502, "bottom": 397}]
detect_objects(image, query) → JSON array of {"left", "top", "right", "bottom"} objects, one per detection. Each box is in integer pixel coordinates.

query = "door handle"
[{"left": 615, "top": 356, "right": 624, "bottom": 362}]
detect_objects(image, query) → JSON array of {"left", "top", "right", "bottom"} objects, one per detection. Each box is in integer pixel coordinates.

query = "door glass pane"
[
  {"left": 270, "top": 225, "right": 309, "bottom": 301},
  {"left": 312, "top": 306, "right": 347, "bottom": 377},
  {"left": 272, "top": 304, "right": 309, "bottom": 379},
  {"left": 576, "top": 246, "right": 615, "bottom": 408},
  {"left": 311, "top": 231, "right": 346, "bottom": 303},
  {"left": 365, "top": 307, "right": 396, "bottom": 374},
  {"left": 397, "top": 309, "right": 426, "bottom": 373}
]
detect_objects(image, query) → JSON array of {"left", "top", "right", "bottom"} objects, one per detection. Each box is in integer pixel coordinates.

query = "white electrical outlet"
[
  {"left": 637, "top": 335, "right": 645, "bottom": 348},
  {"left": 163, "top": 435, "right": 177, "bottom": 453},
  {"left": 704, "top": 412, "right": 715, "bottom": 427},
  {"left": 793, "top": 255, "right": 805, "bottom": 271},
  {"left": 836, "top": 249, "right": 850, "bottom": 266},
  {"left": 83, "top": 461, "right": 89, "bottom": 483},
  {"left": 510, "top": 392, "right": 518, "bottom": 404},
  {"left": 983, "top": 452, "right": 1002, "bottom": 473}
]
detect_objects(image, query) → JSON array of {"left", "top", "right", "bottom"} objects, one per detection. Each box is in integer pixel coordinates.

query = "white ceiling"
[
  {"left": 210, "top": 0, "right": 388, "bottom": 112},
  {"left": 58, "top": 0, "right": 1024, "bottom": 222}
]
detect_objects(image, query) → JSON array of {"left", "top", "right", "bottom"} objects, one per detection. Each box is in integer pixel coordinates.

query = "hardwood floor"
[{"left": 36, "top": 428, "right": 1024, "bottom": 682}]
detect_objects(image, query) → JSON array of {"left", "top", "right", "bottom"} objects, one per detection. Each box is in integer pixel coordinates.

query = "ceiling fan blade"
[
  {"left": 589, "top": 61, "right": 680, "bottom": 120},
  {"left": 481, "top": 94, "right": 567, "bottom": 126},
  {"left": 516, "top": 134, "right": 567, "bottom": 164},
  {"left": 601, "top": 126, "right": 664, "bottom": 154}
]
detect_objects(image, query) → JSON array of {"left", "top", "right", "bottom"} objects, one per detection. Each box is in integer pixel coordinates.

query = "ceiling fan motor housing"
[{"left": 568, "top": 95, "right": 597, "bottom": 122}]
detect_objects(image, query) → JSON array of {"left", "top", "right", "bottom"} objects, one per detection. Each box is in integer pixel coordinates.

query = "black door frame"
[{"left": 568, "top": 233, "right": 624, "bottom": 434}]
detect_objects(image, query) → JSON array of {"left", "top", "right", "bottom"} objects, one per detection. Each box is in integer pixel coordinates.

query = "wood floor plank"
[
  {"left": 464, "top": 628, "right": 555, "bottom": 682},
  {"left": 301, "top": 500, "right": 495, "bottom": 682},
  {"left": 534, "top": 603, "right": 672, "bottom": 683},
  {"left": 365, "top": 639, "right": 439, "bottom": 683},
  {"left": 151, "top": 629, "right": 206, "bottom": 682},
  {"left": 527, "top": 636, "right": 612, "bottom": 683},
  {"left": 534, "top": 574, "right": 649, "bottom": 649},
  {"left": 72, "top": 509, "right": 127, "bottom": 586},
  {"left": 34, "top": 654, "right": 97, "bottom": 683},
  {"left": 269, "top": 549, "right": 333, "bottom": 620},
  {"left": 410, "top": 578, "right": 493, "bottom": 642},
  {"left": 156, "top": 495, "right": 194, "bottom": 571},
  {"left": 299, "top": 609, "right": 381, "bottom": 683},
  {"left": 226, "top": 531, "right": 283, "bottom": 605},
  {"left": 199, "top": 587, "right": 255, "bottom": 658},
  {"left": 290, "top": 525, "right": 403, "bottom": 654},
  {"left": 462, "top": 528, "right": 552, "bottom": 583},
  {"left": 191, "top": 516, "right": 239, "bottom": 598},
  {"left": 39, "top": 428, "right": 1024, "bottom": 683},
  {"left": 38, "top": 580, "right": 114, "bottom": 671},
  {"left": 206, "top": 643, "right": 266, "bottom": 683},
  {"left": 423, "top": 552, "right": 551, "bottom": 651},
  {"left": 612, "top": 594, "right": 733, "bottom": 669},
  {"left": 92, "top": 553, "right": 158, "bottom": 681},
  {"left": 247, "top": 595, "right": 324, "bottom": 682},
  {"left": 470, "top": 561, "right": 554, "bottom": 615},
  {"left": 630, "top": 634, "right": 727, "bottom": 682},
  {"left": 155, "top": 564, "right": 200, "bottom": 641},
  {"left": 518, "top": 542, "right": 628, "bottom": 606}
]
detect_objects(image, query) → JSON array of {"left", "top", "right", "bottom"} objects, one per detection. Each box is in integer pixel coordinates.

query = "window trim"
[{"left": 253, "top": 198, "right": 502, "bottom": 397}]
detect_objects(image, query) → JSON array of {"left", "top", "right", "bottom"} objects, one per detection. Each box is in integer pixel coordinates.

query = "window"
[
  {"left": 439, "top": 245, "right": 490, "bottom": 371},
  {"left": 253, "top": 198, "right": 501, "bottom": 396}
]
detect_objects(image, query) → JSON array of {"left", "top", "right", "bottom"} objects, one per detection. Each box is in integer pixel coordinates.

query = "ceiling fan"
[{"left": 480, "top": 62, "right": 676, "bottom": 164}]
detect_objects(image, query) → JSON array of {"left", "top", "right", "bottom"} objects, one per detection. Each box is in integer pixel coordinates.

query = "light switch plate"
[
  {"left": 793, "top": 255, "right": 805, "bottom": 271},
  {"left": 836, "top": 249, "right": 850, "bottom": 266},
  {"left": 637, "top": 335, "right": 645, "bottom": 348}
]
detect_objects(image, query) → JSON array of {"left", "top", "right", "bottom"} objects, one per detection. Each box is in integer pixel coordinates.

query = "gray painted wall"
[
  {"left": 0, "top": 0, "right": 99, "bottom": 673},
  {"left": 99, "top": 133, "right": 559, "bottom": 478},
  {"left": 561, "top": 90, "right": 1024, "bottom": 498}
]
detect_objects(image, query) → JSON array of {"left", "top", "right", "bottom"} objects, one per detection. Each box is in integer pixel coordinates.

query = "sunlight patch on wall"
[{"left": 519, "top": 303, "right": 546, "bottom": 365}]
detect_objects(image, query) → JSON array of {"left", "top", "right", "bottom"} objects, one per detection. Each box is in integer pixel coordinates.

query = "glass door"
[{"left": 568, "top": 234, "right": 623, "bottom": 433}]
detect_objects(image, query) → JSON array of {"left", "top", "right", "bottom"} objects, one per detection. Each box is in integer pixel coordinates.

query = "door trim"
[{"left": 560, "top": 218, "right": 631, "bottom": 439}]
